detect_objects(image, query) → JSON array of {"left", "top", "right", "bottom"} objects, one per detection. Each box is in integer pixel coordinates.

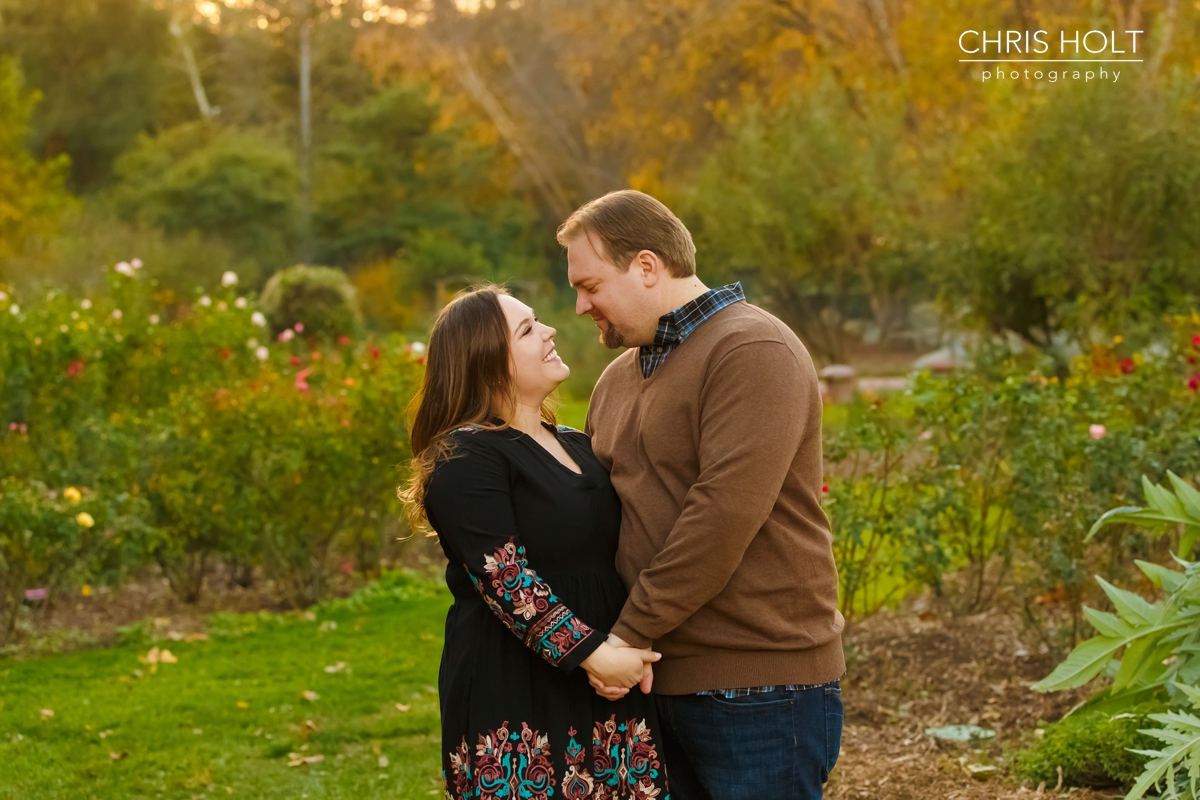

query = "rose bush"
[
  {"left": 824, "top": 318, "right": 1200, "bottom": 629},
  {"left": 0, "top": 262, "right": 421, "bottom": 627}
]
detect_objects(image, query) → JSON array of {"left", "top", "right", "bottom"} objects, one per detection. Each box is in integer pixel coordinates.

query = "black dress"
[{"left": 424, "top": 422, "right": 670, "bottom": 800}]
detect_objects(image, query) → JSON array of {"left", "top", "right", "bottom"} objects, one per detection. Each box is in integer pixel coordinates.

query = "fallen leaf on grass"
[
  {"left": 159, "top": 649, "right": 177, "bottom": 664},
  {"left": 302, "top": 690, "right": 319, "bottom": 702},
  {"left": 192, "top": 728, "right": 202, "bottom": 735},
  {"left": 287, "top": 754, "right": 324, "bottom": 767},
  {"left": 324, "top": 662, "right": 346, "bottom": 674},
  {"left": 109, "top": 752, "right": 127, "bottom": 760},
  {"left": 40, "top": 709, "right": 54, "bottom": 720},
  {"left": 378, "top": 755, "right": 389, "bottom": 768},
  {"left": 236, "top": 702, "right": 248, "bottom": 709},
  {"left": 185, "top": 633, "right": 208, "bottom": 643},
  {"left": 99, "top": 730, "right": 114, "bottom": 739},
  {"left": 395, "top": 703, "right": 410, "bottom": 712}
]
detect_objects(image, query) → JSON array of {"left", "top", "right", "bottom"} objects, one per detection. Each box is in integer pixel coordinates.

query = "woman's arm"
[{"left": 425, "top": 433, "right": 609, "bottom": 673}]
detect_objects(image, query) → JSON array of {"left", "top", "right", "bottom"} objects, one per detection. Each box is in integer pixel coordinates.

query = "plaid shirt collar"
[{"left": 638, "top": 282, "right": 745, "bottom": 379}]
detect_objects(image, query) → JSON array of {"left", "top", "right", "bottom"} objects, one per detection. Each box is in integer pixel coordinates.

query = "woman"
[{"left": 400, "top": 285, "right": 671, "bottom": 800}]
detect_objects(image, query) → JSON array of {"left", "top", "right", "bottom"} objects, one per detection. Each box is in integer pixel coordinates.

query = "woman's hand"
[{"left": 581, "top": 642, "right": 660, "bottom": 696}]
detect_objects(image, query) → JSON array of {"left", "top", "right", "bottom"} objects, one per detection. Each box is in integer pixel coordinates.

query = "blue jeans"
[{"left": 655, "top": 681, "right": 843, "bottom": 800}]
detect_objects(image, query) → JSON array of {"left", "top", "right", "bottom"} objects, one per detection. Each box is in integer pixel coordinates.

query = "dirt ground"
[{"left": 828, "top": 604, "right": 1120, "bottom": 800}]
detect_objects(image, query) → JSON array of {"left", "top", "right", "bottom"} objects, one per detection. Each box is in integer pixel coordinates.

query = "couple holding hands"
[{"left": 400, "top": 191, "right": 844, "bottom": 800}]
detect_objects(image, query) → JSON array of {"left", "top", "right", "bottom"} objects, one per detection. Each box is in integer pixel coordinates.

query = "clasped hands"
[{"left": 580, "top": 633, "right": 658, "bottom": 701}]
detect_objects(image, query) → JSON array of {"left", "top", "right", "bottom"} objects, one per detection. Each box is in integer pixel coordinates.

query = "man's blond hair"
[{"left": 556, "top": 190, "right": 696, "bottom": 278}]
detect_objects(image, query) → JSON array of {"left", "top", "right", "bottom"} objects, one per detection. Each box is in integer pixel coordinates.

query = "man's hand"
[{"left": 607, "top": 633, "right": 654, "bottom": 694}]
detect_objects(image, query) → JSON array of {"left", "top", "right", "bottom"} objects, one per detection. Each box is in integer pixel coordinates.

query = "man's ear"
[{"left": 634, "top": 250, "right": 663, "bottom": 288}]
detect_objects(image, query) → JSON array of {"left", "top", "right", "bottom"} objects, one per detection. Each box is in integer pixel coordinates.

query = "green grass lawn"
[{"left": 0, "top": 580, "right": 453, "bottom": 800}]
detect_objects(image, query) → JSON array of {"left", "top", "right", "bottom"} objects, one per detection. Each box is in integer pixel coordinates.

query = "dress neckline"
[{"left": 520, "top": 422, "right": 585, "bottom": 476}]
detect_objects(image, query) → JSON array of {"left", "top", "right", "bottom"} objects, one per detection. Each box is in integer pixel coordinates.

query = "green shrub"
[
  {"left": 1012, "top": 706, "right": 1165, "bottom": 788},
  {"left": 0, "top": 261, "right": 420, "bottom": 620},
  {"left": 258, "top": 264, "right": 362, "bottom": 340}
]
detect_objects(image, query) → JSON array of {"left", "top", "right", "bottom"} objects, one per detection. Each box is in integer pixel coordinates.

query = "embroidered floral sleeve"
[
  {"left": 424, "top": 430, "right": 604, "bottom": 672},
  {"left": 464, "top": 538, "right": 598, "bottom": 667}
]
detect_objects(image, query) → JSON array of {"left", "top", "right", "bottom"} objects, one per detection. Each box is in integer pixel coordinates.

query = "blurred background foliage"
[{"left": 2, "top": 0, "right": 1199, "bottom": 395}]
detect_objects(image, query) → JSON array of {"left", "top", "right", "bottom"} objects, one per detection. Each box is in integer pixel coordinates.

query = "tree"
[
  {"left": 110, "top": 121, "right": 299, "bottom": 279},
  {"left": 0, "top": 57, "right": 72, "bottom": 264}
]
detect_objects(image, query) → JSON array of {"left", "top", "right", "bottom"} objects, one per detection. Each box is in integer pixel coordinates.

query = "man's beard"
[{"left": 599, "top": 322, "right": 625, "bottom": 350}]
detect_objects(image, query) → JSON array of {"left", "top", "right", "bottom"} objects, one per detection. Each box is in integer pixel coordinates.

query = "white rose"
[
  {"left": 246, "top": 338, "right": 258, "bottom": 349},
  {"left": 235, "top": 297, "right": 247, "bottom": 309},
  {"left": 251, "top": 311, "right": 266, "bottom": 327},
  {"left": 81, "top": 299, "right": 92, "bottom": 309},
  {"left": 149, "top": 315, "right": 160, "bottom": 325},
  {"left": 112, "top": 309, "right": 122, "bottom": 320},
  {"left": 221, "top": 271, "right": 238, "bottom": 287},
  {"left": 9, "top": 304, "right": 19, "bottom": 316},
  {"left": 410, "top": 341, "right": 426, "bottom": 355},
  {"left": 115, "top": 262, "right": 135, "bottom": 277},
  {"left": 255, "top": 346, "right": 270, "bottom": 361},
  {"left": 131, "top": 258, "right": 143, "bottom": 269}
]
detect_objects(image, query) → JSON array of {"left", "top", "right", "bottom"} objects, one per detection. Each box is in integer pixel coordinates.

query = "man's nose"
[{"left": 574, "top": 291, "right": 591, "bottom": 316}]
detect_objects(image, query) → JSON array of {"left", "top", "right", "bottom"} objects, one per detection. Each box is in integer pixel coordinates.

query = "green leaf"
[
  {"left": 1085, "top": 607, "right": 1134, "bottom": 638},
  {"left": 1136, "top": 560, "right": 1186, "bottom": 594},
  {"left": 1097, "top": 576, "right": 1162, "bottom": 627},
  {"left": 1088, "top": 506, "right": 1148, "bottom": 540},
  {"left": 1111, "top": 637, "right": 1174, "bottom": 694},
  {"left": 1166, "top": 472, "right": 1200, "bottom": 522},
  {"left": 1033, "top": 635, "right": 1128, "bottom": 692},
  {"left": 1125, "top": 725, "right": 1200, "bottom": 799},
  {"left": 1069, "top": 684, "right": 1164, "bottom": 718},
  {"left": 1144, "top": 477, "right": 1188, "bottom": 519}
]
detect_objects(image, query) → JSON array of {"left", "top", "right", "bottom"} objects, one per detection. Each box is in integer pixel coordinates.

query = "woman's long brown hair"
[{"left": 398, "top": 284, "right": 557, "bottom": 533}]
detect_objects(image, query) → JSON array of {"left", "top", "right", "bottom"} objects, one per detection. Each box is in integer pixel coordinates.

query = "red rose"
[
  {"left": 222, "top": 349, "right": 231, "bottom": 360},
  {"left": 1192, "top": 334, "right": 1200, "bottom": 350},
  {"left": 371, "top": 348, "right": 380, "bottom": 360},
  {"left": 1120, "top": 357, "right": 1135, "bottom": 374},
  {"left": 66, "top": 361, "right": 84, "bottom": 376},
  {"left": 1190, "top": 373, "right": 1200, "bottom": 393},
  {"left": 290, "top": 356, "right": 301, "bottom": 366},
  {"left": 338, "top": 336, "right": 351, "bottom": 346},
  {"left": 821, "top": 484, "right": 829, "bottom": 494}
]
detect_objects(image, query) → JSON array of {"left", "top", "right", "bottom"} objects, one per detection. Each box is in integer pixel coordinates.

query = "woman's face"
[{"left": 498, "top": 294, "right": 569, "bottom": 406}]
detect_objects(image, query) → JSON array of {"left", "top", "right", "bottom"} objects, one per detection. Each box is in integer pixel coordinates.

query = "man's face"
[{"left": 566, "top": 232, "right": 652, "bottom": 349}]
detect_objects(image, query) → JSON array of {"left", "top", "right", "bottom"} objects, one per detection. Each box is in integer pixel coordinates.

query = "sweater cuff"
[
  {"left": 557, "top": 626, "right": 605, "bottom": 674},
  {"left": 610, "top": 619, "right": 653, "bottom": 650}
]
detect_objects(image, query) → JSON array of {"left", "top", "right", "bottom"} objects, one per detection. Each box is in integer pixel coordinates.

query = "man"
[{"left": 562, "top": 190, "right": 845, "bottom": 800}]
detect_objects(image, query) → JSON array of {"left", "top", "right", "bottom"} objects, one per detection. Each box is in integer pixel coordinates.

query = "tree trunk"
[
  {"left": 298, "top": 8, "right": 314, "bottom": 263},
  {"left": 170, "top": 20, "right": 215, "bottom": 120}
]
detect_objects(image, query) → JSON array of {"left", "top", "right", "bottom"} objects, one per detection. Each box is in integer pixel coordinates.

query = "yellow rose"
[
  {"left": 76, "top": 512, "right": 95, "bottom": 528},
  {"left": 64, "top": 487, "right": 82, "bottom": 504}
]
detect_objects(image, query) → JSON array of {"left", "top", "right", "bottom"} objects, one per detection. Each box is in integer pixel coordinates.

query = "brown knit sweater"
[{"left": 585, "top": 301, "right": 845, "bottom": 695}]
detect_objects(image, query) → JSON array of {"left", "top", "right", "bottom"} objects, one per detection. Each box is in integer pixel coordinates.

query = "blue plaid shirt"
[{"left": 638, "top": 282, "right": 745, "bottom": 379}]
